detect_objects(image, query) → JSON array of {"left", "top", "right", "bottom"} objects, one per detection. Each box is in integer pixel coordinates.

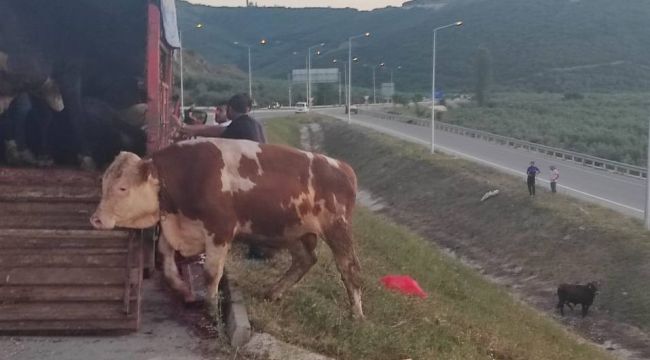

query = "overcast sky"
[{"left": 186, "top": 0, "right": 405, "bottom": 11}]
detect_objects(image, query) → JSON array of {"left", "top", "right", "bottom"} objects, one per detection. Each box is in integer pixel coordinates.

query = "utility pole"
[{"left": 288, "top": 72, "right": 292, "bottom": 107}]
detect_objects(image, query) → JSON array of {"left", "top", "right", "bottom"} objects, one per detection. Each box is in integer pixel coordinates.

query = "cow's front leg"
[
  {"left": 159, "top": 234, "right": 195, "bottom": 303},
  {"left": 204, "top": 239, "right": 231, "bottom": 305}
]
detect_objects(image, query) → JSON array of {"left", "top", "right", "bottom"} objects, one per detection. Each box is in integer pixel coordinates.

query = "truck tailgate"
[{"left": 0, "top": 167, "right": 143, "bottom": 333}]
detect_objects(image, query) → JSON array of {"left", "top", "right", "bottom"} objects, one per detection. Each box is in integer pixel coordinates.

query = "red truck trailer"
[{"left": 0, "top": 0, "right": 180, "bottom": 333}]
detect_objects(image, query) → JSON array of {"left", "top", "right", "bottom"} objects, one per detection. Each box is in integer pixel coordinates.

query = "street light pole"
[
  {"left": 179, "top": 31, "right": 184, "bottom": 111},
  {"left": 347, "top": 32, "right": 370, "bottom": 124},
  {"left": 306, "top": 43, "right": 325, "bottom": 108},
  {"left": 288, "top": 72, "right": 292, "bottom": 107},
  {"left": 646, "top": 118, "right": 650, "bottom": 229},
  {"left": 372, "top": 66, "right": 376, "bottom": 104},
  {"left": 431, "top": 21, "right": 463, "bottom": 154},
  {"left": 247, "top": 45, "right": 252, "bottom": 99},
  {"left": 234, "top": 39, "right": 268, "bottom": 103}
]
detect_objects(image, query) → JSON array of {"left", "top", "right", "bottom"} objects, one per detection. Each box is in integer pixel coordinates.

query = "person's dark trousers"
[
  {"left": 551, "top": 181, "right": 557, "bottom": 193},
  {"left": 527, "top": 176, "right": 536, "bottom": 196}
]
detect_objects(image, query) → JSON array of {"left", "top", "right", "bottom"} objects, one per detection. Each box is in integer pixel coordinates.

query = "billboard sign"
[
  {"left": 381, "top": 82, "right": 395, "bottom": 98},
  {"left": 292, "top": 68, "right": 339, "bottom": 84}
]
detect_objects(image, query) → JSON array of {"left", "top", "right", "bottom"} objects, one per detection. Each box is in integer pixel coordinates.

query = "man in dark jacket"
[{"left": 179, "top": 93, "right": 265, "bottom": 142}]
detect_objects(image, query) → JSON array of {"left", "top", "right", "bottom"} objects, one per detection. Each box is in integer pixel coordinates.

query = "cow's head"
[
  {"left": 90, "top": 152, "right": 160, "bottom": 230},
  {"left": 586, "top": 282, "right": 599, "bottom": 294}
]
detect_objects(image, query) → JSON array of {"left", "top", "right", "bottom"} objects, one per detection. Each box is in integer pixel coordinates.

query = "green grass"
[
  {"left": 319, "top": 114, "right": 650, "bottom": 332},
  {"left": 394, "top": 92, "right": 650, "bottom": 165},
  {"left": 226, "top": 115, "right": 613, "bottom": 360}
]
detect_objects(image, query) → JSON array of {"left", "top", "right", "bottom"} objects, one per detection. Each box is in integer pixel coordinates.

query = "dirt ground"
[{"left": 0, "top": 273, "right": 237, "bottom": 360}]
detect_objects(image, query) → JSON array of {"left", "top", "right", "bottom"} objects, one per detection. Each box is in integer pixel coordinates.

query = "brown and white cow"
[{"left": 90, "top": 138, "right": 364, "bottom": 319}]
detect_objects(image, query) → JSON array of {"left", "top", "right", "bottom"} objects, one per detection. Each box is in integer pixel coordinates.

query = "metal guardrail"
[{"left": 358, "top": 108, "right": 648, "bottom": 179}]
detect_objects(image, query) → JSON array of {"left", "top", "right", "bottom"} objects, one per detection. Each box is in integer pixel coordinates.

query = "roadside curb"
[{"left": 220, "top": 270, "right": 252, "bottom": 347}]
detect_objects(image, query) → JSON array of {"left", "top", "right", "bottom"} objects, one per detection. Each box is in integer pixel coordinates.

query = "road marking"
[{"left": 321, "top": 110, "right": 645, "bottom": 216}]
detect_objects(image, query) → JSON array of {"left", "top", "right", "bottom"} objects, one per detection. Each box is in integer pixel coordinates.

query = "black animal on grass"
[{"left": 557, "top": 282, "right": 598, "bottom": 317}]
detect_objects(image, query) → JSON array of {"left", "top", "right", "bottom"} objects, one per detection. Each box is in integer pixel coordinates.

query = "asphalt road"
[{"left": 308, "top": 107, "right": 646, "bottom": 218}]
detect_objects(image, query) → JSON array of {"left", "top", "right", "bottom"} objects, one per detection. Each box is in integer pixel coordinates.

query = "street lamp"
[
  {"left": 307, "top": 42, "right": 325, "bottom": 108},
  {"left": 431, "top": 21, "right": 462, "bottom": 154},
  {"left": 348, "top": 32, "right": 371, "bottom": 123},
  {"left": 233, "top": 39, "right": 269, "bottom": 102},
  {"left": 179, "top": 23, "right": 204, "bottom": 110},
  {"left": 377, "top": 64, "right": 401, "bottom": 103},
  {"left": 363, "top": 62, "right": 383, "bottom": 104}
]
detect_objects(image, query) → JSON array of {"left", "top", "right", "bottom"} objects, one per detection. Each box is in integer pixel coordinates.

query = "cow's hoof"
[{"left": 79, "top": 156, "right": 97, "bottom": 171}]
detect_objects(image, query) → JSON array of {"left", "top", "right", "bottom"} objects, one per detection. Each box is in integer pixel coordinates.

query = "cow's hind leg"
[
  {"left": 266, "top": 233, "right": 318, "bottom": 301},
  {"left": 203, "top": 240, "right": 230, "bottom": 305},
  {"left": 159, "top": 235, "right": 195, "bottom": 303},
  {"left": 323, "top": 219, "right": 364, "bottom": 319}
]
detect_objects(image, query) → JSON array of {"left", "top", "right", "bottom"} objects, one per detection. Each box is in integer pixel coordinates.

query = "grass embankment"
[
  {"left": 225, "top": 116, "right": 611, "bottom": 360},
  {"left": 394, "top": 92, "right": 650, "bottom": 165}
]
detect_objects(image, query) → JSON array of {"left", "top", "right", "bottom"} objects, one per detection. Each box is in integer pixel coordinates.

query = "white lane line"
[{"left": 322, "top": 111, "right": 644, "bottom": 215}]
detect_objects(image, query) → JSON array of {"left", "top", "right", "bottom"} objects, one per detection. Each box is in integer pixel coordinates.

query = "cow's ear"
[{"left": 139, "top": 159, "right": 159, "bottom": 186}]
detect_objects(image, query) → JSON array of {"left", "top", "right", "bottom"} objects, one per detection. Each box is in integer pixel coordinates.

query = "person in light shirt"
[{"left": 550, "top": 165, "right": 560, "bottom": 193}]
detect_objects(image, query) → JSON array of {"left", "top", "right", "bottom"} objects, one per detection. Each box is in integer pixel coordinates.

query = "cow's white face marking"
[
  {"left": 179, "top": 138, "right": 263, "bottom": 193},
  {"left": 92, "top": 152, "right": 160, "bottom": 229}
]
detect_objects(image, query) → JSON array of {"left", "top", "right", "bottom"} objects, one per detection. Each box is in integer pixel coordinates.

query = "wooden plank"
[
  {"left": 0, "top": 301, "right": 138, "bottom": 321},
  {"left": 0, "top": 185, "right": 99, "bottom": 201},
  {"left": 0, "top": 218, "right": 95, "bottom": 231},
  {"left": 0, "top": 253, "right": 138, "bottom": 268},
  {"left": 0, "top": 248, "right": 128, "bottom": 256},
  {"left": 0, "top": 237, "right": 129, "bottom": 249},
  {"left": 0, "top": 201, "right": 97, "bottom": 214},
  {"left": 0, "top": 228, "right": 130, "bottom": 239},
  {"left": 0, "top": 319, "right": 138, "bottom": 333},
  {"left": 0, "top": 268, "right": 140, "bottom": 286},
  {"left": 0, "top": 285, "right": 126, "bottom": 302}
]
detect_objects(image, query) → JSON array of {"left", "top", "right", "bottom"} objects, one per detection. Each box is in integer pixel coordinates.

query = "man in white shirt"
[{"left": 550, "top": 166, "right": 559, "bottom": 193}]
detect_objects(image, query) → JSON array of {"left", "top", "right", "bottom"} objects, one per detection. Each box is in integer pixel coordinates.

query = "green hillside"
[{"left": 177, "top": 0, "right": 650, "bottom": 93}]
